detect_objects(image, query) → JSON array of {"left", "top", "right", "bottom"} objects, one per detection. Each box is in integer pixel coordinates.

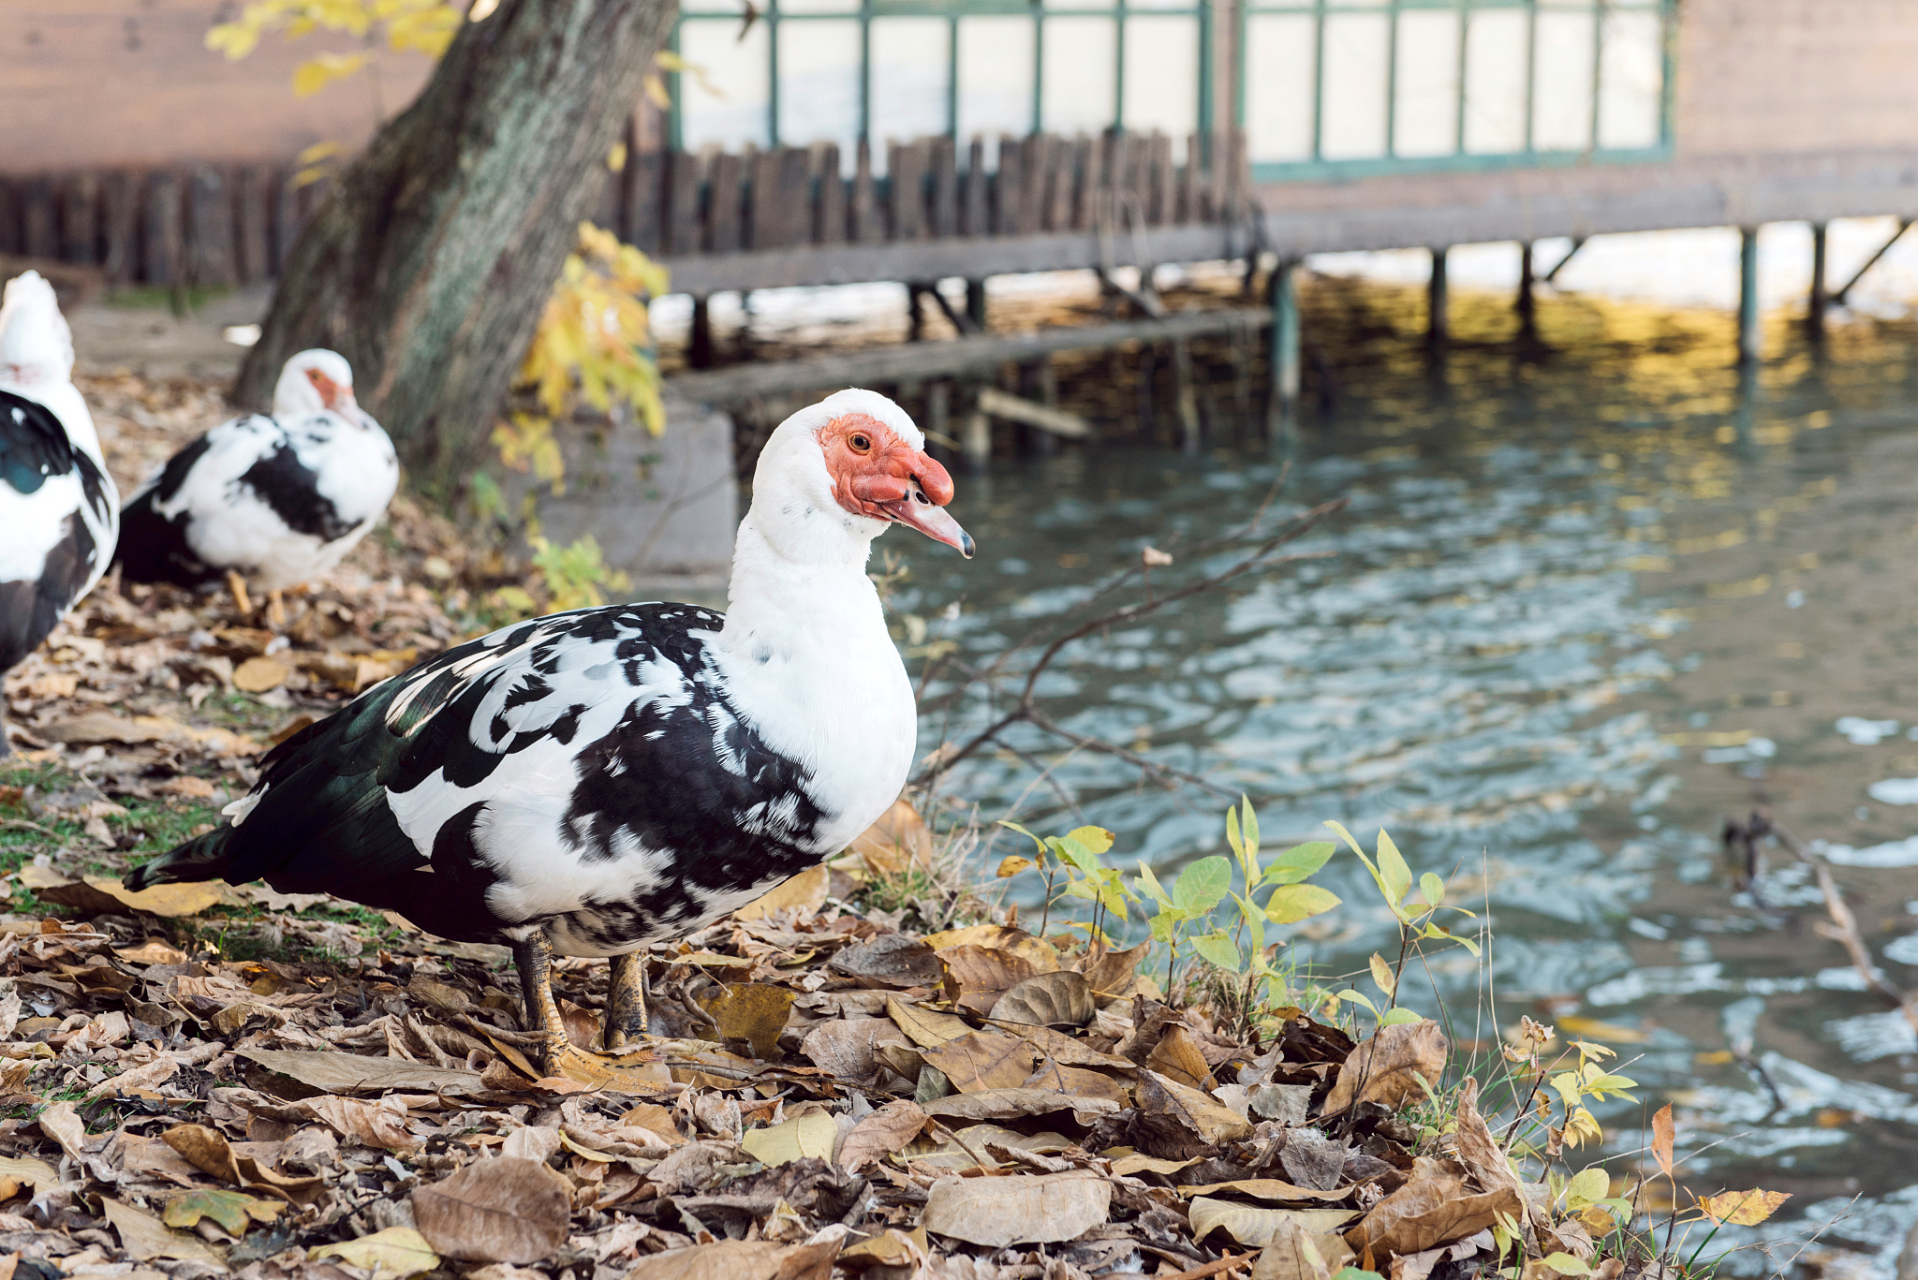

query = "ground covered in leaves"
[{"left": 0, "top": 859, "right": 1640, "bottom": 1280}]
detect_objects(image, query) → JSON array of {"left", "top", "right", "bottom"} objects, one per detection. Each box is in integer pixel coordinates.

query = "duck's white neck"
[{"left": 710, "top": 507, "right": 914, "bottom": 850}]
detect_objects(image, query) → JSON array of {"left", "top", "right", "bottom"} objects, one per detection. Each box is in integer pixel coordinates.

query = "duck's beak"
[{"left": 880, "top": 477, "right": 974, "bottom": 558}]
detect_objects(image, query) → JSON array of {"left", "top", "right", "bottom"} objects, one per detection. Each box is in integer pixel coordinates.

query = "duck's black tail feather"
[{"left": 124, "top": 825, "right": 234, "bottom": 890}]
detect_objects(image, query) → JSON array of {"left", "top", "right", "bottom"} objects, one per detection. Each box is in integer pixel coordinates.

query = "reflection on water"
[{"left": 885, "top": 280, "right": 1918, "bottom": 1272}]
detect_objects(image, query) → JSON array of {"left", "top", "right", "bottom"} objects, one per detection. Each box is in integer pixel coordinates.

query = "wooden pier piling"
[{"left": 1738, "top": 226, "right": 1761, "bottom": 366}]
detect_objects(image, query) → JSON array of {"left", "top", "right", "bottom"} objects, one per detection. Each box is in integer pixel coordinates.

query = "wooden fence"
[{"left": 0, "top": 129, "right": 1252, "bottom": 292}]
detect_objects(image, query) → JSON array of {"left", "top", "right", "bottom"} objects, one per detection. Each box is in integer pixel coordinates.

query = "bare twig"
[
  {"left": 916, "top": 498, "right": 1347, "bottom": 790},
  {"left": 1730, "top": 812, "right": 1918, "bottom": 1038}
]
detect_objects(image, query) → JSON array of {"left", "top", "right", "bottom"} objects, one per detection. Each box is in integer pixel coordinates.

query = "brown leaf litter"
[{"left": 0, "top": 862, "right": 1644, "bottom": 1280}]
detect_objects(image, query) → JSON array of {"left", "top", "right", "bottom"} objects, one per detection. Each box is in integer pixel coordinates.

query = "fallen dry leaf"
[
  {"left": 838, "top": 1099, "right": 930, "bottom": 1170},
  {"left": 843, "top": 798, "right": 935, "bottom": 877},
  {"left": 1345, "top": 1175, "right": 1521, "bottom": 1261},
  {"left": 1188, "top": 1198, "right": 1358, "bottom": 1248},
  {"left": 920, "top": 924, "right": 1061, "bottom": 973},
  {"left": 240, "top": 1047, "right": 485, "bottom": 1095},
  {"left": 1177, "top": 1179, "right": 1354, "bottom": 1204},
  {"left": 102, "top": 1197, "right": 228, "bottom": 1266},
  {"left": 831, "top": 934, "right": 944, "bottom": 987},
  {"left": 24, "top": 865, "right": 230, "bottom": 917},
  {"left": 626, "top": 1238, "right": 840, "bottom": 1280},
  {"left": 740, "top": 1112, "right": 838, "bottom": 1166},
  {"left": 1146, "top": 1023, "right": 1216, "bottom": 1088},
  {"left": 920, "top": 1088, "right": 1120, "bottom": 1124},
  {"left": 1322, "top": 1018, "right": 1447, "bottom": 1114},
  {"left": 414, "top": 1157, "right": 573, "bottom": 1263},
  {"left": 1252, "top": 1214, "right": 1359, "bottom": 1280},
  {"left": 162, "top": 1123, "right": 325, "bottom": 1202},
  {"left": 163, "top": 1186, "right": 285, "bottom": 1233},
  {"left": 735, "top": 864, "right": 830, "bottom": 921},
  {"left": 921, "top": 1030, "right": 1040, "bottom": 1094},
  {"left": 887, "top": 996, "right": 971, "bottom": 1047},
  {"left": 990, "top": 970, "right": 1094, "bottom": 1028},
  {"left": 232, "top": 655, "right": 290, "bottom": 692},
  {"left": 921, "top": 1172, "right": 1112, "bottom": 1246},
  {"left": 311, "top": 1226, "right": 440, "bottom": 1278},
  {"left": 940, "top": 944, "right": 1039, "bottom": 1014},
  {"left": 1130, "top": 1069, "right": 1253, "bottom": 1158},
  {"left": 699, "top": 982, "right": 797, "bottom": 1058}
]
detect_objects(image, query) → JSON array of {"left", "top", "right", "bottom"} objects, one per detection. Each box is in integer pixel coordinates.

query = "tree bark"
[{"left": 234, "top": 0, "right": 675, "bottom": 495}]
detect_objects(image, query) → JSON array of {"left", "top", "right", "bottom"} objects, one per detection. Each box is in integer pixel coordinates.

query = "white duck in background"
[
  {"left": 127, "top": 389, "right": 973, "bottom": 1076},
  {"left": 116, "top": 349, "right": 399, "bottom": 623},
  {"left": 0, "top": 272, "right": 118, "bottom": 756}
]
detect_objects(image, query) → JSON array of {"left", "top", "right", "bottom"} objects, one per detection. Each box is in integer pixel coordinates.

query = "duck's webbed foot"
[
  {"left": 603, "top": 951, "right": 650, "bottom": 1051},
  {"left": 511, "top": 935, "right": 664, "bottom": 1089}
]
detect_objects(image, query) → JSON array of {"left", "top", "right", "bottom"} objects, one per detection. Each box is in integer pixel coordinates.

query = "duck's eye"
[{"left": 849, "top": 433, "right": 872, "bottom": 453}]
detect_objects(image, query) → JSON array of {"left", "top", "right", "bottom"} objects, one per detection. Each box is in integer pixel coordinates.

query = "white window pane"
[
  {"left": 1320, "top": 12, "right": 1388, "bottom": 160},
  {"left": 958, "top": 16, "right": 1035, "bottom": 142},
  {"left": 1123, "top": 16, "right": 1197, "bottom": 138},
  {"left": 1598, "top": 9, "right": 1663, "bottom": 149},
  {"left": 1246, "top": 14, "right": 1315, "bottom": 163},
  {"left": 1044, "top": 0, "right": 1110, "bottom": 13},
  {"left": 680, "top": 18, "right": 770, "bottom": 151},
  {"left": 870, "top": 17, "right": 950, "bottom": 149},
  {"left": 777, "top": 0, "right": 856, "bottom": 13},
  {"left": 1041, "top": 16, "right": 1116, "bottom": 133},
  {"left": 1533, "top": 7, "right": 1594, "bottom": 151},
  {"left": 1462, "top": 8, "right": 1526, "bottom": 154},
  {"left": 777, "top": 20, "right": 860, "bottom": 156},
  {"left": 1393, "top": 10, "right": 1458, "bottom": 158}
]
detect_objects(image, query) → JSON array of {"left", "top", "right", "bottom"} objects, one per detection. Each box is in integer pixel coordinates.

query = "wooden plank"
[
  {"left": 961, "top": 137, "right": 988, "bottom": 237},
  {"left": 890, "top": 140, "right": 929, "bottom": 241},
  {"left": 102, "top": 171, "right": 137, "bottom": 282},
  {"left": 779, "top": 147, "right": 812, "bottom": 250},
  {"left": 144, "top": 170, "right": 184, "bottom": 287},
  {"left": 1045, "top": 135, "right": 1081, "bottom": 232},
  {"left": 746, "top": 146, "right": 784, "bottom": 250},
  {"left": 1223, "top": 130, "right": 1248, "bottom": 222},
  {"left": 977, "top": 385, "right": 1091, "bottom": 439},
  {"left": 626, "top": 149, "right": 664, "bottom": 254},
  {"left": 0, "top": 182, "right": 16, "bottom": 257},
  {"left": 851, "top": 138, "right": 880, "bottom": 244},
  {"left": 661, "top": 222, "right": 1249, "bottom": 294},
  {"left": 815, "top": 143, "right": 844, "bottom": 245},
  {"left": 667, "top": 304, "right": 1272, "bottom": 402},
  {"left": 1075, "top": 133, "right": 1106, "bottom": 231},
  {"left": 60, "top": 173, "right": 100, "bottom": 265},
  {"left": 1125, "top": 133, "right": 1151, "bottom": 225},
  {"left": 21, "top": 177, "right": 56, "bottom": 260},
  {"left": 187, "top": 165, "right": 236, "bottom": 286},
  {"left": 707, "top": 149, "right": 745, "bottom": 254},
  {"left": 1177, "top": 133, "right": 1202, "bottom": 224},
  {"left": 663, "top": 150, "right": 701, "bottom": 256},
  {"left": 1204, "top": 129, "right": 1227, "bottom": 223},
  {"left": 994, "top": 135, "right": 1023, "bottom": 236},
  {"left": 1147, "top": 132, "right": 1173, "bottom": 225},
  {"left": 236, "top": 166, "right": 272, "bottom": 282},
  {"left": 929, "top": 135, "right": 958, "bottom": 240}
]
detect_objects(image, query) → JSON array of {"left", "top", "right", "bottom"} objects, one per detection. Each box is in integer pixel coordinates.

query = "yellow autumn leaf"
[
  {"left": 996, "top": 856, "right": 1034, "bottom": 878},
  {"left": 1697, "top": 1188, "right": 1791, "bottom": 1226}
]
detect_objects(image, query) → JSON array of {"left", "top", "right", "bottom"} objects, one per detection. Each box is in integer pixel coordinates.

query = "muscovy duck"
[
  {"left": 116, "top": 350, "right": 398, "bottom": 623},
  {"left": 0, "top": 272, "right": 118, "bottom": 756},
  {"left": 127, "top": 389, "right": 972, "bottom": 1074}
]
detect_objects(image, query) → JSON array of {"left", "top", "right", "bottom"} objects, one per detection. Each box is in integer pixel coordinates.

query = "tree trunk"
[{"left": 234, "top": 0, "right": 675, "bottom": 495}]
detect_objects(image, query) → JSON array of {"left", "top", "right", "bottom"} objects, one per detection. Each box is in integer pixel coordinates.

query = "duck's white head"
[
  {"left": 0, "top": 272, "right": 75, "bottom": 387},
  {"left": 273, "top": 349, "right": 360, "bottom": 420},
  {"left": 746, "top": 388, "right": 973, "bottom": 566}
]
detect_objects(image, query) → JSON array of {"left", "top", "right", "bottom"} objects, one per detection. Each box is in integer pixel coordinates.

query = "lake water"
[{"left": 881, "top": 278, "right": 1918, "bottom": 1276}]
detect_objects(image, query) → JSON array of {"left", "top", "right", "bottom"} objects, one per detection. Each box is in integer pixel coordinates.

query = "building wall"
[
  {"left": 1677, "top": 0, "right": 1918, "bottom": 156},
  {"left": 0, "top": 2, "right": 432, "bottom": 172}
]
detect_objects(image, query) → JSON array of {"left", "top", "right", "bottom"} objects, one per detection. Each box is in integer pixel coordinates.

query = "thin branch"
[
  {"left": 917, "top": 498, "right": 1346, "bottom": 789},
  {"left": 1734, "top": 813, "right": 1918, "bottom": 1038}
]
